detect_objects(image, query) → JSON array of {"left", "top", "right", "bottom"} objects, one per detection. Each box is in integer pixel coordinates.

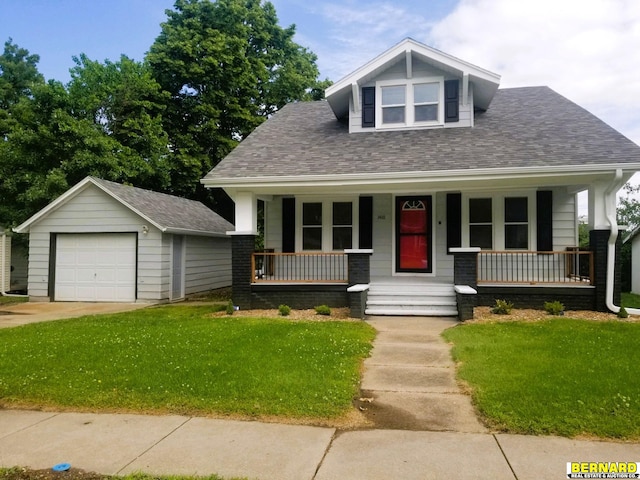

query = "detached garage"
[{"left": 14, "top": 177, "right": 234, "bottom": 303}]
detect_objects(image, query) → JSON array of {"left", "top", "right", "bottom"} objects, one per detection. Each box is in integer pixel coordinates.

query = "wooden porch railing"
[
  {"left": 251, "top": 252, "right": 348, "bottom": 283},
  {"left": 477, "top": 249, "right": 594, "bottom": 285}
]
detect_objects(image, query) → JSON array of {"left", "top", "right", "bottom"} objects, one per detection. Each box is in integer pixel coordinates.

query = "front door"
[{"left": 396, "top": 196, "right": 432, "bottom": 273}]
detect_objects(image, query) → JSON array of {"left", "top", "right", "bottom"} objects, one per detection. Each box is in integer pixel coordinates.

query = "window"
[
  {"left": 377, "top": 78, "right": 443, "bottom": 128},
  {"left": 504, "top": 197, "right": 529, "bottom": 249},
  {"left": 332, "top": 202, "right": 353, "bottom": 250},
  {"left": 302, "top": 203, "right": 322, "bottom": 250},
  {"left": 469, "top": 198, "right": 493, "bottom": 249},
  {"left": 414, "top": 83, "right": 439, "bottom": 122},
  {"left": 381, "top": 85, "right": 405, "bottom": 124}
]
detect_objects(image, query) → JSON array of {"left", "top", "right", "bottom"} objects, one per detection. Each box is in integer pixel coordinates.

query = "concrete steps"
[{"left": 365, "top": 281, "right": 458, "bottom": 317}]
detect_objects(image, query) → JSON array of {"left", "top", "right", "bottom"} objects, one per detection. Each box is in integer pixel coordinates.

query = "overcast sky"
[{"left": 2, "top": 0, "right": 639, "bottom": 148}]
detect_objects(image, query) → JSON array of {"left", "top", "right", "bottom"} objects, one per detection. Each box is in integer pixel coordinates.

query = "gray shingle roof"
[
  {"left": 92, "top": 178, "right": 233, "bottom": 234},
  {"left": 204, "top": 86, "right": 640, "bottom": 180}
]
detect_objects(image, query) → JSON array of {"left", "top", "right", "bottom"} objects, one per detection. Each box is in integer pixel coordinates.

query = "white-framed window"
[
  {"left": 297, "top": 198, "right": 358, "bottom": 251},
  {"left": 376, "top": 77, "right": 444, "bottom": 129},
  {"left": 462, "top": 191, "right": 536, "bottom": 250}
]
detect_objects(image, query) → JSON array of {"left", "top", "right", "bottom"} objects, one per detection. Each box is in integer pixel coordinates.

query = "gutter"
[
  {"left": 1, "top": 231, "right": 28, "bottom": 298},
  {"left": 604, "top": 169, "right": 640, "bottom": 315}
]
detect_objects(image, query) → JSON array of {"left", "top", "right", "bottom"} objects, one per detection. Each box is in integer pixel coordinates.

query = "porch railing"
[
  {"left": 251, "top": 252, "right": 348, "bottom": 283},
  {"left": 477, "top": 249, "right": 594, "bottom": 285}
]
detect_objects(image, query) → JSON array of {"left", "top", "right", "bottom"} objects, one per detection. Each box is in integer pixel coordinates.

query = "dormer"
[{"left": 325, "top": 38, "right": 501, "bottom": 133}]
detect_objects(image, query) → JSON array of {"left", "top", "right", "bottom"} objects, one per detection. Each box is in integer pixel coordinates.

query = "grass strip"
[{"left": 443, "top": 318, "right": 640, "bottom": 439}]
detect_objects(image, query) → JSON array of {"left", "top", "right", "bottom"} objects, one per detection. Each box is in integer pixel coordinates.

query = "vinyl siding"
[
  {"left": 349, "top": 57, "right": 474, "bottom": 133},
  {"left": 551, "top": 187, "right": 578, "bottom": 249},
  {"left": 632, "top": 237, "right": 640, "bottom": 295},
  {"left": 184, "top": 235, "right": 231, "bottom": 293},
  {"left": 1, "top": 236, "right": 10, "bottom": 292}
]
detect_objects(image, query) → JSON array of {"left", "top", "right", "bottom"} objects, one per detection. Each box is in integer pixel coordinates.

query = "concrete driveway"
[{"left": 0, "top": 301, "right": 150, "bottom": 328}]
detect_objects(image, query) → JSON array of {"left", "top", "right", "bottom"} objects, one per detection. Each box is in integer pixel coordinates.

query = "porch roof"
[{"left": 202, "top": 86, "right": 640, "bottom": 189}]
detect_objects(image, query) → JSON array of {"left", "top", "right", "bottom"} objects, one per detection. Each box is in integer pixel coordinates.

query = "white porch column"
[
  {"left": 234, "top": 191, "right": 257, "bottom": 234},
  {"left": 588, "top": 181, "right": 617, "bottom": 230}
]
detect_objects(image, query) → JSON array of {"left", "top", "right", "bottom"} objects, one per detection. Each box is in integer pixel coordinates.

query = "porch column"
[
  {"left": 229, "top": 191, "right": 258, "bottom": 310},
  {"left": 451, "top": 247, "right": 480, "bottom": 321},
  {"left": 346, "top": 249, "right": 373, "bottom": 319},
  {"left": 590, "top": 230, "right": 622, "bottom": 312},
  {"left": 230, "top": 233, "right": 255, "bottom": 310}
]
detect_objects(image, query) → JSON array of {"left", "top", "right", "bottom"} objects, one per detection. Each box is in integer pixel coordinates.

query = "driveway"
[{"left": 0, "top": 301, "right": 150, "bottom": 328}]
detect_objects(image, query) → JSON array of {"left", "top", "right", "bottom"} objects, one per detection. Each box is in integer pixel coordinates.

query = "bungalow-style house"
[
  {"left": 201, "top": 38, "right": 640, "bottom": 319},
  {"left": 14, "top": 177, "right": 233, "bottom": 303}
]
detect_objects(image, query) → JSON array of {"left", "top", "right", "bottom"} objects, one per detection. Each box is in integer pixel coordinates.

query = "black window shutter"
[
  {"left": 361, "top": 87, "right": 375, "bottom": 128},
  {"left": 536, "top": 191, "right": 553, "bottom": 251},
  {"left": 282, "top": 197, "right": 295, "bottom": 253},
  {"left": 446, "top": 193, "right": 462, "bottom": 253},
  {"left": 444, "top": 80, "right": 459, "bottom": 123},
  {"left": 359, "top": 196, "right": 373, "bottom": 249}
]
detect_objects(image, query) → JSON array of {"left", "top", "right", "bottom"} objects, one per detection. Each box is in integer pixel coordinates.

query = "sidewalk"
[{"left": 1, "top": 409, "right": 639, "bottom": 480}]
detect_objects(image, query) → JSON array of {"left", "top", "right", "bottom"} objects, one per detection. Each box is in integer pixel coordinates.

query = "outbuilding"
[{"left": 14, "top": 177, "right": 233, "bottom": 302}]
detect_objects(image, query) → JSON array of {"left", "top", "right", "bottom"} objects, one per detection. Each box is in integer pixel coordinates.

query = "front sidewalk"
[{"left": 1, "top": 409, "right": 639, "bottom": 480}]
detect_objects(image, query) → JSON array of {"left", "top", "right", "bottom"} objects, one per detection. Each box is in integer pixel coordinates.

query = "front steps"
[{"left": 365, "top": 280, "right": 458, "bottom": 317}]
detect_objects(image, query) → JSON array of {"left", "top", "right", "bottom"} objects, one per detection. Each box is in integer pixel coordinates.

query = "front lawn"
[
  {"left": 0, "top": 305, "right": 375, "bottom": 421},
  {"left": 443, "top": 318, "right": 640, "bottom": 439},
  {"left": 0, "top": 295, "right": 28, "bottom": 305}
]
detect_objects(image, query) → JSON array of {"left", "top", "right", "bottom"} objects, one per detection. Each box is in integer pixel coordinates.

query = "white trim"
[
  {"left": 169, "top": 234, "right": 186, "bottom": 301},
  {"left": 202, "top": 163, "right": 640, "bottom": 190},
  {"left": 449, "top": 247, "right": 481, "bottom": 253},
  {"left": 375, "top": 77, "right": 444, "bottom": 129},
  {"left": 344, "top": 249, "right": 373, "bottom": 254},
  {"left": 295, "top": 196, "right": 359, "bottom": 252},
  {"left": 454, "top": 285, "right": 477, "bottom": 294}
]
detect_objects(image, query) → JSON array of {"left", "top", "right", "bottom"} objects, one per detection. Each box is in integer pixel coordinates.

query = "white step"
[
  {"left": 368, "top": 284, "right": 455, "bottom": 295},
  {"left": 367, "top": 298, "right": 457, "bottom": 307},
  {"left": 365, "top": 306, "right": 459, "bottom": 317}
]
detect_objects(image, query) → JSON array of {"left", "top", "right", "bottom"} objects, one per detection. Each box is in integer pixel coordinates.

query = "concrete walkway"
[
  {"left": 358, "top": 316, "right": 485, "bottom": 432},
  {"left": 2, "top": 409, "right": 640, "bottom": 480},
  {"left": 0, "top": 302, "right": 149, "bottom": 328}
]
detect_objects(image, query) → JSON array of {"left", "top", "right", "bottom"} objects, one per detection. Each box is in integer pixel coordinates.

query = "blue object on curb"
[{"left": 52, "top": 463, "right": 71, "bottom": 472}]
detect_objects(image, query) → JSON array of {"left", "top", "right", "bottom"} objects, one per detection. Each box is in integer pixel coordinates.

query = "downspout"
[
  {"left": 1, "top": 230, "right": 28, "bottom": 298},
  {"left": 604, "top": 169, "right": 640, "bottom": 315}
]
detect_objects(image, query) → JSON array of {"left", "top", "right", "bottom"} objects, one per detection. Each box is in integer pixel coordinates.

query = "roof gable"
[
  {"left": 325, "top": 38, "right": 501, "bottom": 119},
  {"left": 15, "top": 177, "right": 233, "bottom": 236}
]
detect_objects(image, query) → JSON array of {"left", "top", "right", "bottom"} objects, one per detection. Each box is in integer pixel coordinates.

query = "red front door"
[{"left": 396, "top": 196, "right": 432, "bottom": 273}]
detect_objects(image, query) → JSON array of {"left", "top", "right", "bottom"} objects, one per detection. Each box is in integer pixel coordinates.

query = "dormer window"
[{"left": 376, "top": 78, "right": 444, "bottom": 129}]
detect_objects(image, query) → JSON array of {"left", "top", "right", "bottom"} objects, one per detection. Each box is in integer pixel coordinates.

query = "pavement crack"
[
  {"left": 492, "top": 434, "right": 519, "bottom": 480},
  {"left": 311, "top": 428, "right": 338, "bottom": 480},
  {"left": 115, "top": 416, "right": 192, "bottom": 475}
]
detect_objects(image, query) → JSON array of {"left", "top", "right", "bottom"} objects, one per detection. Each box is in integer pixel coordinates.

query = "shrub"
[
  {"left": 491, "top": 299, "right": 513, "bottom": 315},
  {"left": 618, "top": 305, "right": 629, "bottom": 319},
  {"left": 225, "top": 300, "right": 234, "bottom": 315},
  {"left": 315, "top": 305, "right": 331, "bottom": 316},
  {"left": 544, "top": 300, "right": 565, "bottom": 316},
  {"left": 278, "top": 304, "right": 291, "bottom": 316}
]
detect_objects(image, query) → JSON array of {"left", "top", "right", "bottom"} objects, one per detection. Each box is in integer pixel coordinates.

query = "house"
[
  {"left": 0, "top": 232, "right": 28, "bottom": 294},
  {"left": 14, "top": 177, "right": 233, "bottom": 303},
  {"left": 201, "top": 38, "right": 640, "bottom": 319},
  {"left": 625, "top": 227, "right": 640, "bottom": 295}
]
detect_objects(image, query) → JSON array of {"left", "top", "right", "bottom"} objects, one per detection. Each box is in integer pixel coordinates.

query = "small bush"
[
  {"left": 225, "top": 300, "right": 234, "bottom": 315},
  {"left": 315, "top": 305, "right": 331, "bottom": 316},
  {"left": 544, "top": 300, "right": 565, "bottom": 316},
  {"left": 618, "top": 305, "right": 629, "bottom": 319},
  {"left": 491, "top": 299, "right": 513, "bottom": 315},
  {"left": 278, "top": 304, "right": 291, "bottom": 316}
]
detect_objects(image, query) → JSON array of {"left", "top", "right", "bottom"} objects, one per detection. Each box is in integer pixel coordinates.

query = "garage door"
[{"left": 55, "top": 233, "right": 136, "bottom": 302}]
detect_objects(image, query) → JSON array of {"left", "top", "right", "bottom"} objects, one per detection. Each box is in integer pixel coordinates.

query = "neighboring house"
[
  {"left": 14, "top": 177, "right": 233, "bottom": 303},
  {"left": 625, "top": 227, "right": 640, "bottom": 295},
  {"left": 201, "top": 38, "right": 640, "bottom": 319}
]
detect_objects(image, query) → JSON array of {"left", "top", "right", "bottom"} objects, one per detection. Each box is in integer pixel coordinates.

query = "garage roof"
[{"left": 14, "top": 177, "right": 234, "bottom": 237}]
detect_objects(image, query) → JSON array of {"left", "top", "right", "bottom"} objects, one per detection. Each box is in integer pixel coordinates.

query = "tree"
[{"left": 146, "top": 0, "right": 321, "bottom": 217}]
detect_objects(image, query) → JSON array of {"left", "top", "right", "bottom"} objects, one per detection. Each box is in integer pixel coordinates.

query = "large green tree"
[{"left": 147, "top": 0, "right": 322, "bottom": 215}]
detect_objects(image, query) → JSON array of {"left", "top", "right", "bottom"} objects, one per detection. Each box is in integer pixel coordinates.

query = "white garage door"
[{"left": 55, "top": 233, "right": 136, "bottom": 302}]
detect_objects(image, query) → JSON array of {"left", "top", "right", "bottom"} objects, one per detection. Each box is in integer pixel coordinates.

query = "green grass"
[
  {"left": 443, "top": 319, "right": 640, "bottom": 439},
  {"left": 0, "top": 295, "right": 28, "bottom": 305},
  {"left": 0, "top": 305, "right": 375, "bottom": 420},
  {"left": 0, "top": 467, "right": 246, "bottom": 480},
  {"left": 621, "top": 292, "right": 640, "bottom": 308}
]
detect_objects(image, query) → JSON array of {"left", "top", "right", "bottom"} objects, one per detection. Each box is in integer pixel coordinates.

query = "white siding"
[
  {"left": 184, "top": 235, "right": 231, "bottom": 294},
  {"left": 10, "top": 243, "right": 28, "bottom": 290},
  {"left": 1, "top": 235, "right": 10, "bottom": 292},
  {"left": 371, "top": 194, "right": 393, "bottom": 278},
  {"left": 434, "top": 192, "right": 454, "bottom": 282},
  {"left": 552, "top": 187, "right": 578, "bottom": 250},
  {"left": 349, "top": 57, "right": 474, "bottom": 133},
  {"left": 265, "top": 196, "right": 283, "bottom": 252}
]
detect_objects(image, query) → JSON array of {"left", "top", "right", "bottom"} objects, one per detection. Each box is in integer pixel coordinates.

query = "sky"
[{"left": 1, "top": 0, "right": 639, "bottom": 190}]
